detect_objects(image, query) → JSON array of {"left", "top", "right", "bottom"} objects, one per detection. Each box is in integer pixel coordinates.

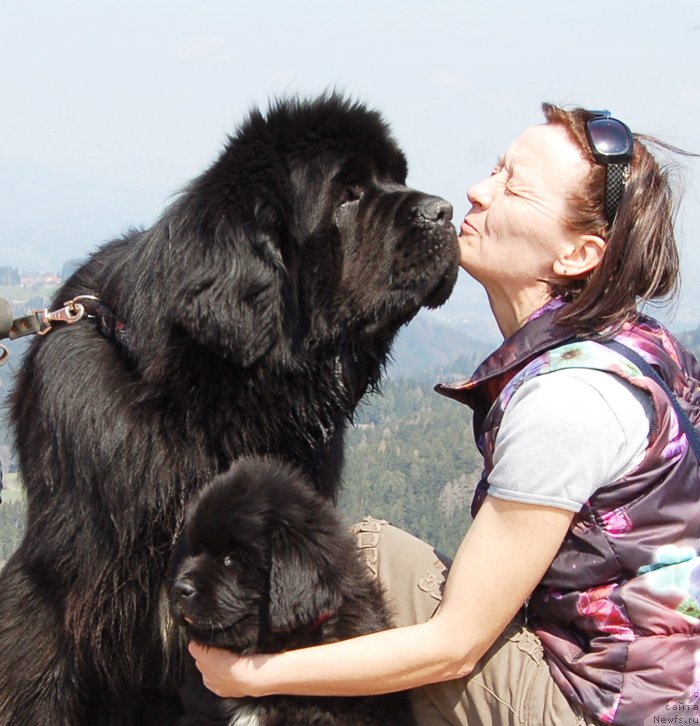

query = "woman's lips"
[{"left": 460, "top": 219, "right": 477, "bottom": 235}]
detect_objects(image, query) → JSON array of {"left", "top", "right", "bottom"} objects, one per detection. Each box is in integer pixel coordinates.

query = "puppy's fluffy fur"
[{"left": 169, "top": 457, "right": 415, "bottom": 725}]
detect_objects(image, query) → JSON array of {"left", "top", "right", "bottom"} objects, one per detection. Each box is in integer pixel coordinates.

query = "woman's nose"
[{"left": 467, "top": 177, "right": 491, "bottom": 208}]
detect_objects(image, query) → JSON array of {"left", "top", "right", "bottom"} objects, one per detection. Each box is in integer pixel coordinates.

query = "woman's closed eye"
[{"left": 489, "top": 165, "right": 515, "bottom": 194}]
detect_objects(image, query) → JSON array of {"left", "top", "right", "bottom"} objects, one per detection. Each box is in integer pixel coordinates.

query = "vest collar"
[{"left": 435, "top": 301, "right": 577, "bottom": 411}]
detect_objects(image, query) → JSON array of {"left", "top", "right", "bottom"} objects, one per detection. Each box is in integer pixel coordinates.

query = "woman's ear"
[{"left": 552, "top": 234, "right": 606, "bottom": 278}]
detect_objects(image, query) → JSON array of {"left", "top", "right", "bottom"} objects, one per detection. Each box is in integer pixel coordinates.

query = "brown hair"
[{"left": 541, "top": 103, "right": 690, "bottom": 336}]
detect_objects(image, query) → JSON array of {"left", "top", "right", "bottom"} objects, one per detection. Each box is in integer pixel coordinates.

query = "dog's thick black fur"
[
  {"left": 0, "top": 94, "right": 457, "bottom": 725},
  {"left": 169, "top": 457, "right": 415, "bottom": 726}
]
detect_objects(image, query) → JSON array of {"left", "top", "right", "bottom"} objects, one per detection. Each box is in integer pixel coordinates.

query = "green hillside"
[{"left": 339, "top": 377, "right": 479, "bottom": 556}]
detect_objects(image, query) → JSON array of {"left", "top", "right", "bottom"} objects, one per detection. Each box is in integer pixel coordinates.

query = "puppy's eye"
[
  {"left": 223, "top": 554, "right": 235, "bottom": 567},
  {"left": 340, "top": 185, "right": 363, "bottom": 205}
]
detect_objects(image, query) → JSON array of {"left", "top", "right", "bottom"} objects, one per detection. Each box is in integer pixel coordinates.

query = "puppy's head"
[{"left": 169, "top": 456, "right": 347, "bottom": 651}]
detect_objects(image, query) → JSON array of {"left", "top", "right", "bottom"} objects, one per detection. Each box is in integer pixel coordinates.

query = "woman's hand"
[
  {"left": 188, "top": 641, "right": 268, "bottom": 698},
  {"left": 187, "top": 496, "right": 574, "bottom": 700}
]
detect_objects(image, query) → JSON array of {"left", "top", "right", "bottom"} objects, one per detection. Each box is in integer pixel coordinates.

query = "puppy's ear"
[
  {"left": 268, "top": 528, "right": 344, "bottom": 633},
  {"left": 170, "top": 223, "right": 288, "bottom": 368}
]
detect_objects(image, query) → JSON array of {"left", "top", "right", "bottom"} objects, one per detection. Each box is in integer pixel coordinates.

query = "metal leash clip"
[{"left": 36, "top": 295, "right": 99, "bottom": 335}]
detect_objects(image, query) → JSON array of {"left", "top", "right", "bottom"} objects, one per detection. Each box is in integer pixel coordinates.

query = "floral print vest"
[{"left": 436, "top": 306, "right": 700, "bottom": 725}]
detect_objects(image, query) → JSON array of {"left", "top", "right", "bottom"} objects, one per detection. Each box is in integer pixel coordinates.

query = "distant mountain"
[
  {"left": 0, "top": 157, "right": 168, "bottom": 272},
  {"left": 678, "top": 324, "right": 700, "bottom": 359},
  {"left": 386, "top": 309, "right": 495, "bottom": 381}
]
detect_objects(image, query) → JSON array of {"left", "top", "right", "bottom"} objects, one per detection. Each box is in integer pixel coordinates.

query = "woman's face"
[{"left": 458, "top": 123, "right": 590, "bottom": 295}]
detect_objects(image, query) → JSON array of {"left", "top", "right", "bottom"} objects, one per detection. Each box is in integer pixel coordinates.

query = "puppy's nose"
[
  {"left": 173, "top": 579, "right": 196, "bottom": 599},
  {"left": 414, "top": 196, "right": 453, "bottom": 223}
]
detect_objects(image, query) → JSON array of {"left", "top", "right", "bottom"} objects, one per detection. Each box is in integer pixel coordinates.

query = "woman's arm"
[{"left": 189, "top": 495, "right": 574, "bottom": 698}]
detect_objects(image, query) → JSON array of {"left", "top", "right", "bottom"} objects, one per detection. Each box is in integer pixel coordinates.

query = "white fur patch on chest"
[{"left": 228, "top": 701, "right": 262, "bottom": 726}]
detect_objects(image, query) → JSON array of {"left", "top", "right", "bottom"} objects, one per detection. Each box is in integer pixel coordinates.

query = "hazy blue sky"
[{"left": 2, "top": 0, "right": 699, "bottom": 332}]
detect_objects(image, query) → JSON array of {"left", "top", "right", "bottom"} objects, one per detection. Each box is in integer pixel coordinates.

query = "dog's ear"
[
  {"left": 268, "top": 527, "right": 344, "bottom": 633},
  {"left": 170, "top": 221, "right": 290, "bottom": 368}
]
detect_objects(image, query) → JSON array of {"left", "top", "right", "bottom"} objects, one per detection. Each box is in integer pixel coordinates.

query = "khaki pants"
[{"left": 352, "top": 517, "right": 599, "bottom": 726}]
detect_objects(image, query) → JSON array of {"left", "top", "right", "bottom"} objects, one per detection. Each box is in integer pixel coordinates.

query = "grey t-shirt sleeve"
[{"left": 487, "top": 368, "right": 652, "bottom": 512}]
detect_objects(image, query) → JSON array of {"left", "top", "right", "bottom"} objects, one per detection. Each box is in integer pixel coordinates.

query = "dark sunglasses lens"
[{"left": 588, "top": 118, "right": 631, "bottom": 156}]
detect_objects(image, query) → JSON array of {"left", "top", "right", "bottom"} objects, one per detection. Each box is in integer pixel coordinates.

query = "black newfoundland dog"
[
  {"left": 0, "top": 94, "right": 457, "bottom": 725},
  {"left": 169, "top": 456, "right": 415, "bottom": 725}
]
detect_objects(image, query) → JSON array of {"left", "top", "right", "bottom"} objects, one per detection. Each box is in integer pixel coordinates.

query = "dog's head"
[
  {"left": 168, "top": 456, "right": 350, "bottom": 652},
  {"left": 127, "top": 94, "right": 458, "bottom": 383}
]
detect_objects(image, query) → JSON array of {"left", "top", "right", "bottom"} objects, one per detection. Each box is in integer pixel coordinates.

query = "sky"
[{"left": 1, "top": 0, "right": 699, "bottom": 334}]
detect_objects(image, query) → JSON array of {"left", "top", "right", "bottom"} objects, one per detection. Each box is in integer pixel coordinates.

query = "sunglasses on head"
[{"left": 584, "top": 110, "right": 634, "bottom": 224}]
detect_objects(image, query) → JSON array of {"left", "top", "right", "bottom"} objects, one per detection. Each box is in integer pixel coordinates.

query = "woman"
[{"left": 189, "top": 105, "right": 700, "bottom": 725}]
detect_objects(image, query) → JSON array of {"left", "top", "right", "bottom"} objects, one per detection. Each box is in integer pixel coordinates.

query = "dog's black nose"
[
  {"left": 173, "top": 579, "right": 196, "bottom": 599},
  {"left": 414, "top": 196, "right": 453, "bottom": 223}
]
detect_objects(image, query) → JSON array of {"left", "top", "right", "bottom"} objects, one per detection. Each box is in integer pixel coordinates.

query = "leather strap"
[
  {"left": 7, "top": 313, "right": 45, "bottom": 340},
  {"left": 0, "top": 298, "right": 12, "bottom": 338},
  {"left": 603, "top": 340, "right": 700, "bottom": 463},
  {"left": 0, "top": 295, "right": 134, "bottom": 365}
]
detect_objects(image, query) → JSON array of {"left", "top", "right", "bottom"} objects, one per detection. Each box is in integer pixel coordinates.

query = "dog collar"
[
  {"left": 0, "top": 294, "right": 134, "bottom": 365},
  {"left": 309, "top": 612, "right": 333, "bottom": 630}
]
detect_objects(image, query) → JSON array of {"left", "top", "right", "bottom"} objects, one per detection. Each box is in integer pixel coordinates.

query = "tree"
[
  {"left": 60, "top": 259, "right": 83, "bottom": 280},
  {"left": 339, "top": 376, "right": 481, "bottom": 557},
  {"left": 0, "top": 500, "right": 25, "bottom": 566},
  {"left": 0, "top": 267, "right": 20, "bottom": 286}
]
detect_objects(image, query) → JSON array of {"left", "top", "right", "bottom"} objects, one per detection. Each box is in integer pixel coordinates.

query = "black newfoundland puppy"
[
  {"left": 169, "top": 456, "right": 415, "bottom": 725},
  {"left": 0, "top": 94, "right": 457, "bottom": 725}
]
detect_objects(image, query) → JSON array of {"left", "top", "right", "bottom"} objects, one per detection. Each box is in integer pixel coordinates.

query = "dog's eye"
[
  {"left": 340, "top": 185, "right": 363, "bottom": 205},
  {"left": 223, "top": 554, "right": 235, "bottom": 567}
]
